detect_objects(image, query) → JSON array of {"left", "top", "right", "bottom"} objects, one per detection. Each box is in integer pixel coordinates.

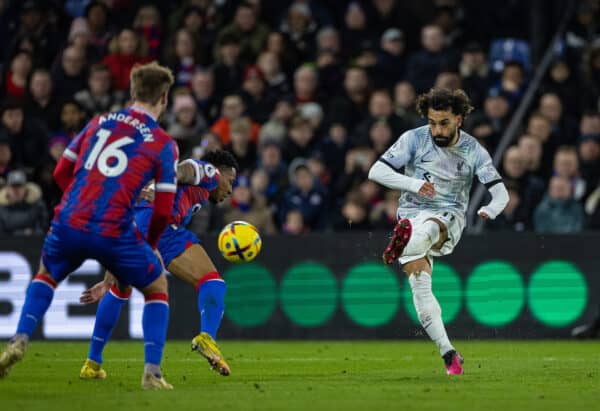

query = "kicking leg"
[{"left": 167, "top": 244, "right": 230, "bottom": 376}]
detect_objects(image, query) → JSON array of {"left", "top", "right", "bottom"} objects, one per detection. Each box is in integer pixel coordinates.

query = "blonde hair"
[{"left": 130, "top": 62, "right": 174, "bottom": 105}]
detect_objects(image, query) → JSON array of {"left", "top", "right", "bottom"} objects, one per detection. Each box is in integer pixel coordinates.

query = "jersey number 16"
[{"left": 84, "top": 129, "right": 134, "bottom": 177}]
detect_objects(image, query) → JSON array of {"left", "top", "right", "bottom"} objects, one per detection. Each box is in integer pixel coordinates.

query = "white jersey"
[{"left": 379, "top": 125, "right": 501, "bottom": 217}]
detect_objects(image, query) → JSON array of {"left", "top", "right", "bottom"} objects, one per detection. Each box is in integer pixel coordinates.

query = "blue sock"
[
  {"left": 142, "top": 294, "right": 169, "bottom": 366},
  {"left": 16, "top": 275, "right": 56, "bottom": 338},
  {"left": 88, "top": 287, "right": 130, "bottom": 364},
  {"left": 198, "top": 280, "right": 226, "bottom": 340}
]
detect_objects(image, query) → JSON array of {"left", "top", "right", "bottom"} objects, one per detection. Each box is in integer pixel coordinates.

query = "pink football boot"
[{"left": 443, "top": 350, "right": 464, "bottom": 375}]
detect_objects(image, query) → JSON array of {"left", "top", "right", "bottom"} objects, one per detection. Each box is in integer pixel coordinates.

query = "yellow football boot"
[
  {"left": 79, "top": 358, "right": 107, "bottom": 380},
  {"left": 141, "top": 371, "right": 173, "bottom": 390},
  {"left": 191, "top": 332, "right": 230, "bottom": 376},
  {"left": 0, "top": 337, "right": 27, "bottom": 379}
]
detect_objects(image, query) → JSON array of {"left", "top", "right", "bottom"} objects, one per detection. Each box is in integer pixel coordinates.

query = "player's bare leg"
[
  {"left": 168, "top": 244, "right": 230, "bottom": 376},
  {"left": 0, "top": 262, "right": 53, "bottom": 378},
  {"left": 139, "top": 273, "right": 173, "bottom": 390},
  {"left": 384, "top": 218, "right": 463, "bottom": 375}
]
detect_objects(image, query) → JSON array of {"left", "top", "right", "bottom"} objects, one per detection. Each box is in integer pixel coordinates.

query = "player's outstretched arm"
[
  {"left": 477, "top": 181, "right": 509, "bottom": 220},
  {"left": 368, "top": 161, "right": 433, "bottom": 197}
]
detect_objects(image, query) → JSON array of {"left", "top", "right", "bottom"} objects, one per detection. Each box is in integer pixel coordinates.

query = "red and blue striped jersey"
[
  {"left": 54, "top": 106, "right": 179, "bottom": 237},
  {"left": 137, "top": 159, "right": 220, "bottom": 227}
]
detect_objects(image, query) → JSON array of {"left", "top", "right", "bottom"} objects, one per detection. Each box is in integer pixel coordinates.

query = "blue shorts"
[
  {"left": 134, "top": 207, "right": 201, "bottom": 268},
  {"left": 42, "top": 222, "right": 163, "bottom": 289}
]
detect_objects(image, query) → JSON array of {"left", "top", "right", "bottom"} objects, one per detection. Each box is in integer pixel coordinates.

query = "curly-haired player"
[
  {"left": 79, "top": 150, "right": 238, "bottom": 380},
  {"left": 368, "top": 88, "right": 509, "bottom": 375}
]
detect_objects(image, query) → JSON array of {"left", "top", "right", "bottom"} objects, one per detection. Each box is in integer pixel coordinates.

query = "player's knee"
[
  {"left": 403, "top": 259, "right": 431, "bottom": 276},
  {"left": 142, "top": 273, "right": 169, "bottom": 297}
]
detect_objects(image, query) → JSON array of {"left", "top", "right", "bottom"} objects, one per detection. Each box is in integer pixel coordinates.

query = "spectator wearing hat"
[
  {"left": 459, "top": 42, "right": 492, "bottom": 108},
  {"left": 405, "top": 24, "right": 459, "bottom": 94},
  {"left": 0, "top": 169, "right": 48, "bottom": 236},
  {"left": 225, "top": 117, "right": 257, "bottom": 175},
  {"left": 240, "top": 65, "right": 276, "bottom": 124},
  {"left": 375, "top": 28, "right": 406, "bottom": 89},
  {"left": 211, "top": 94, "right": 260, "bottom": 145},
  {"left": 166, "top": 93, "right": 207, "bottom": 158},
  {"left": 223, "top": 175, "right": 277, "bottom": 235},
  {"left": 218, "top": 2, "right": 269, "bottom": 66},
  {"left": 0, "top": 99, "right": 47, "bottom": 171},
  {"left": 74, "top": 63, "right": 125, "bottom": 117},
  {"left": 279, "top": 159, "right": 328, "bottom": 230},
  {"left": 25, "top": 68, "right": 62, "bottom": 132},
  {"left": 212, "top": 32, "right": 244, "bottom": 97}
]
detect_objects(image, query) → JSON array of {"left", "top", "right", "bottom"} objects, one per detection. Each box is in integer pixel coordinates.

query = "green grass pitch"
[{"left": 1, "top": 341, "right": 599, "bottom": 410}]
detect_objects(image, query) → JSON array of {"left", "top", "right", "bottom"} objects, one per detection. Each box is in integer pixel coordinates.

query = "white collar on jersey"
[{"left": 130, "top": 104, "right": 157, "bottom": 122}]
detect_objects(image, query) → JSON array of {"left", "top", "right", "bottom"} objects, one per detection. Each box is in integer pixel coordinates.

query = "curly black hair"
[
  {"left": 202, "top": 149, "right": 240, "bottom": 172},
  {"left": 416, "top": 88, "right": 474, "bottom": 118}
]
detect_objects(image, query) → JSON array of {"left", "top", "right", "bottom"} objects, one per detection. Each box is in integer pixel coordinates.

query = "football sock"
[
  {"left": 402, "top": 220, "right": 440, "bottom": 257},
  {"left": 15, "top": 275, "right": 57, "bottom": 338},
  {"left": 142, "top": 293, "right": 169, "bottom": 366},
  {"left": 409, "top": 272, "right": 454, "bottom": 356},
  {"left": 196, "top": 272, "right": 226, "bottom": 340},
  {"left": 88, "top": 285, "right": 131, "bottom": 364}
]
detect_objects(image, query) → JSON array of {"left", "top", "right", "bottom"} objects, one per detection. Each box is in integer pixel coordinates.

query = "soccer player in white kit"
[{"left": 368, "top": 88, "right": 509, "bottom": 375}]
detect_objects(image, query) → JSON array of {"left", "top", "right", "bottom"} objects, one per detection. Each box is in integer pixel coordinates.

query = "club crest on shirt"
[{"left": 455, "top": 161, "right": 465, "bottom": 176}]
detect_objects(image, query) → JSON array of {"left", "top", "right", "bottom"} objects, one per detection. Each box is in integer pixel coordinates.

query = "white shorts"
[{"left": 396, "top": 209, "right": 465, "bottom": 266}]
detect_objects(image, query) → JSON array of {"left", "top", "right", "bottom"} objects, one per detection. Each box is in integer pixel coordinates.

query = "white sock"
[
  {"left": 409, "top": 272, "right": 454, "bottom": 356},
  {"left": 402, "top": 220, "right": 440, "bottom": 257}
]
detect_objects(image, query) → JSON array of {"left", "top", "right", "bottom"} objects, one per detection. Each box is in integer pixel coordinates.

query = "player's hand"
[
  {"left": 139, "top": 187, "right": 155, "bottom": 202},
  {"left": 478, "top": 210, "right": 490, "bottom": 219},
  {"left": 80, "top": 281, "right": 109, "bottom": 304},
  {"left": 418, "top": 181, "right": 435, "bottom": 198}
]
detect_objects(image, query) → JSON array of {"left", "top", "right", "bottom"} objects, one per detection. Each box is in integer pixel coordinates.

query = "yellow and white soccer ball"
[{"left": 218, "top": 221, "right": 262, "bottom": 263}]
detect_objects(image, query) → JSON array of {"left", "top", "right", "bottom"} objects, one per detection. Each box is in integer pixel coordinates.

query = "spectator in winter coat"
[
  {"left": 534, "top": 176, "right": 585, "bottom": 233},
  {"left": 0, "top": 170, "right": 47, "bottom": 235}
]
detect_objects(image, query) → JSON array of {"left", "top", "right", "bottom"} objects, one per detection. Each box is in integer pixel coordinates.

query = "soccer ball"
[{"left": 218, "top": 221, "right": 262, "bottom": 263}]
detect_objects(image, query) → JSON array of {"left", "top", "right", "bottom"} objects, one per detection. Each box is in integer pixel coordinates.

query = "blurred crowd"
[{"left": 0, "top": 0, "right": 599, "bottom": 236}]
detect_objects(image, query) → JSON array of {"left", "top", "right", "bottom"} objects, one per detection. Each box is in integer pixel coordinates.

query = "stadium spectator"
[
  {"left": 102, "top": 28, "right": 151, "bottom": 92},
  {"left": 257, "top": 51, "right": 290, "bottom": 100},
  {"left": 164, "top": 28, "right": 205, "bottom": 87},
  {"left": 533, "top": 176, "right": 585, "bottom": 233},
  {"left": 74, "top": 63, "right": 124, "bottom": 117},
  {"left": 281, "top": 209, "right": 306, "bottom": 235},
  {"left": 0, "top": 132, "right": 14, "bottom": 186},
  {"left": 393, "top": 81, "right": 422, "bottom": 128},
  {"left": 517, "top": 134, "right": 544, "bottom": 178},
  {"left": 578, "top": 133, "right": 600, "bottom": 192},
  {"left": 133, "top": 5, "right": 162, "bottom": 60},
  {"left": 334, "top": 147, "right": 376, "bottom": 204},
  {"left": 465, "top": 90, "right": 510, "bottom": 152},
  {"left": 225, "top": 117, "right": 257, "bottom": 174},
  {"left": 84, "top": 1, "right": 113, "bottom": 59},
  {"left": 0, "top": 169, "right": 47, "bottom": 235},
  {"left": 405, "top": 25, "right": 458, "bottom": 94},
  {"left": 485, "top": 181, "right": 529, "bottom": 232},
  {"left": 375, "top": 28, "right": 406, "bottom": 89},
  {"left": 52, "top": 46, "right": 87, "bottom": 99},
  {"left": 332, "top": 191, "right": 371, "bottom": 230},
  {"left": 553, "top": 146, "right": 586, "bottom": 200},
  {"left": 282, "top": 115, "right": 316, "bottom": 162},
  {"left": 0, "top": 99, "right": 47, "bottom": 171},
  {"left": 257, "top": 140, "right": 288, "bottom": 205},
  {"left": 166, "top": 93, "right": 207, "bottom": 158},
  {"left": 223, "top": 175, "right": 277, "bottom": 235},
  {"left": 541, "top": 59, "right": 581, "bottom": 118},
  {"left": 434, "top": 70, "right": 462, "bottom": 90},
  {"left": 218, "top": 2, "right": 269, "bottom": 66},
  {"left": 53, "top": 100, "right": 86, "bottom": 141},
  {"left": 328, "top": 66, "right": 370, "bottom": 132},
  {"left": 211, "top": 94, "right": 260, "bottom": 145},
  {"left": 538, "top": 92, "right": 579, "bottom": 146},
  {"left": 190, "top": 69, "right": 220, "bottom": 124},
  {"left": 212, "top": 32, "right": 244, "bottom": 96},
  {"left": 370, "top": 189, "right": 400, "bottom": 229},
  {"left": 293, "top": 64, "right": 320, "bottom": 105},
  {"left": 25, "top": 68, "right": 61, "bottom": 132},
  {"left": 354, "top": 89, "right": 408, "bottom": 146},
  {"left": 280, "top": 2, "right": 318, "bottom": 63},
  {"left": 279, "top": 159, "right": 328, "bottom": 230},
  {"left": 490, "top": 60, "right": 527, "bottom": 108},
  {"left": 3, "top": 50, "right": 33, "bottom": 100},
  {"left": 240, "top": 65, "right": 275, "bottom": 124},
  {"left": 340, "top": 2, "right": 372, "bottom": 61},
  {"left": 526, "top": 112, "right": 555, "bottom": 178},
  {"left": 459, "top": 42, "right": 491, "bottom": 108}
]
